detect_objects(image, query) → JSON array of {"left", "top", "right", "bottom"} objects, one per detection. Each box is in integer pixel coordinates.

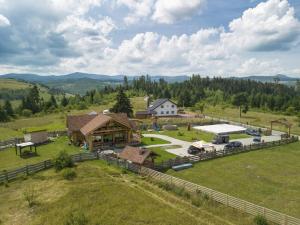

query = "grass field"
[
  {"left": 0, "top": 160, "right": 256, "bottom": 225},
  {"left": 167, "top": 142, "right": 300, "bottom": 217},
  {"left": 204, "top": 104, "right": 300, "bottom": 135},
  {"left": 148, "top": 146, "right": 178, "bottom": 163},
  {"left": 141, "top": 136, "right": 170, "bottom": 145},
  {"left": 0, "top": 79, "right": 31, "bottom": 90},
  {"left": 0, "top": 137, "right": 81, "bottom": 171}
]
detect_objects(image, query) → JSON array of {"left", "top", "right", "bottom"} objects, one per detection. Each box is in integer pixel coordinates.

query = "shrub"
[
  {"left": 54, "top": 151, "right": 74, "bottom": 171},
  {"left": 177, "top": 131, "right": 184, "bottom": 136},
  {"left": 254, "top": 215, "right": 269, "bottom": 225},
  {"left": 64, "top": 211, "right": 89, "bottom": 225},
  {"left": 23, "top": 186, "right": 38, "bottom": 207},
  {"left": 62, "top": 168, "right": 77, "bottom": 180},
  {"left": 150, "top": 137, "right": 155, "bottom": 141},
  {"left": 22, "top": 109, "right": 32, "bottom": 117}
]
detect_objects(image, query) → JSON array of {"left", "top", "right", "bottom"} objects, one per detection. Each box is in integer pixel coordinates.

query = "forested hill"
[{"left": 84, "top": 75, "right": 300, "bottom": 114}]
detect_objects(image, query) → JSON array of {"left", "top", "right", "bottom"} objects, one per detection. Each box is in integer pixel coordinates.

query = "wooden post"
[
  {"left": 4, "top": 170, "right": 8, "bottom": 183},
  {"left": 26, "top": 165, "right": 29, "bottom": 175},
  {"left": 226, "top": 195, "right": 229, "bottom": 206},
  {"left": 44, "top": 161, "right": 47, "bottom": 169}
]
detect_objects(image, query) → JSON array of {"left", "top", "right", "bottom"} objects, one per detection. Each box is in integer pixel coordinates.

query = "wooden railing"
[{"left": 140, "top": 167, "right": 300, "bottom": 225}]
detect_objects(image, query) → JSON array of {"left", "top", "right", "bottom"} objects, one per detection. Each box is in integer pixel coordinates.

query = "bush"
[
  {"left": 150, "top": 137, "right": 155, "bottom": 141},
  {"left": 62, "top": 168, "right": 77, "bottom": 180},
  {"left": 64, "top": 211, "right": 89, "bottom": 225},
  {"left": 254, "top": 215, "right": 269, "bottom": 225},
  {"left": 177, "top": 131, "right": 184, "bottom": 136},
  {"left": 22, "top": 109, "right": 33, "bottom": 117},
  {"left": 23, "top": 186, "right": 38, "bottom": 207},
  {"left": 54, "top": 151, "right": 74, "bottom": 171}
]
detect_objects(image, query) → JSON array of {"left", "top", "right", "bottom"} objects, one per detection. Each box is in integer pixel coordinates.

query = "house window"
[
  {"left": 161, "top": 111, "right": 164, "bottom": 114},
  {"left": 171, "top": 105, "right": 174, "bottom": 108},
  {"left": 171, "top": 111, "right": 174, "bottom": 114},
  {"left": 161, "top": 105, "right": 164, "bottom": 108},
  {"left": 166, "top": 111, "right": 169, "bottom": 114}
]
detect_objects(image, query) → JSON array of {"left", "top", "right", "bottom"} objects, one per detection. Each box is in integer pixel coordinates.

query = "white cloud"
[
  {"left": 152, "top": 0, "right": 206, "bottom": 24},
  {"left": 117, "top": 0, "right": 154, "bottom": 25},
  {"left": 236, "top": 58, "right": 282, "bottom": 75},
  {"left": 221, "top": 0, "right": 300, "bottom": 51},
  {"left": 0, "top": 14, "right": 10, "bottom": 27}
]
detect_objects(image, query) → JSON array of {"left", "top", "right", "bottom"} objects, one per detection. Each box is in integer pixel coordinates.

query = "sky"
[{"left": 0, "top": 0, "right": 300, "bottom": 77}]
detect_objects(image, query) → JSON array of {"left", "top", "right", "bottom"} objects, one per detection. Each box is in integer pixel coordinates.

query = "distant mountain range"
[
  {"left": 235, "top": 74, "right": 299, "bottom": 82},
  {"left": 0, "top": 72, "right": 190, "bottom": 95},
  {"left": 1, "top": 72, "right": 298, "bottom": 95}
]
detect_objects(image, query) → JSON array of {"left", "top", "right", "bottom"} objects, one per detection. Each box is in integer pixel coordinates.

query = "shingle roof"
[
  {"left": 80, "top": 114, "right": 112, "bottom": 136},
  {"left": 79, "top": 113, "right": 132, "bottom": 136},
  {"left": 118, "top": 146, "right": 152, "bottom": 164},
  {"left": 148, "top": 99, "right": 177, "bottom": 112},
  {"left": 67, "top": 115, "right": 97, "bottom": 132}
]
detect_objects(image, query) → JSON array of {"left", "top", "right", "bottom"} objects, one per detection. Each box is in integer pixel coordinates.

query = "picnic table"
[{"left": 15, "top": 142, "right": 37, "bottom": 156}]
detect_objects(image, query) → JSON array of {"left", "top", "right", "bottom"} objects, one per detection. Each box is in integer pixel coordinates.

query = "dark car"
[
  {"left": 224, "top": 141, "right": 243, "bottom": 150},
  {"left": 246, "top": 128, "right": 260, "bottom": 136},
  {"left": 188, "top": 145, "right": 202, "bottom": 155},
  {"left": 253, "top": 135, "right": 262, "bottom": 142}
]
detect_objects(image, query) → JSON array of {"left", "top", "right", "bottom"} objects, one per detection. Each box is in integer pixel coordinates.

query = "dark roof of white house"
[{"left": 148, "top": 99, "right": 177, "bottom": 111}]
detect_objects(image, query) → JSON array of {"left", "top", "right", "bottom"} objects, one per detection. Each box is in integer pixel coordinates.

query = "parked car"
[
  {"left": 246, "top": 128, "right": 260, "bottom": 136},
  {"left": 212, "top": 135, "right": 229, "bottom": 144},
  {"left": 188, "top": 141, "right": 216, "bottom": 155},
  {"left": 253, "top": 135, "right": 262, "bottom": 142},
  {"left": 224, "top": 141, "right": 243, "bottom": 150}
]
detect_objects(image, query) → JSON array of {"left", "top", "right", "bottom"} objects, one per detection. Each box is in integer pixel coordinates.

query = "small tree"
[
  {"left": 61, "top": 94, "right": 68, "bottom": 107},
  {"left": 110, "top": 88, "right": 133, "bottom": 117},
  {"left": 232, "top": 93, "right": 248, "bottom": 118},
  {"left": 23, "top": 186, "right": 38, "bottom": 207},
  {"left": 4, "top": 100, "right": 14, "bottom": 117},
  {"left": 194, "top": 101, "right": 205, "bottom": 114},
  {"left": 64, "top": 211, "right": 89, "bottom": 225},
  {"left": 0, "top": 105, "right": 9, "bottom": 122},
  {"left": 54, "top": 151, "right": 74, "bottom": 171}
]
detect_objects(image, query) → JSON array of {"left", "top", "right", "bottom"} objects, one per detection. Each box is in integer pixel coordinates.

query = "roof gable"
[
  {"left": 80, "top": 113, "right": 132, "bottom": 136},
  {"left": 67, "top": 115, "right": 97, "bottom": 132},
  {"left": 148, "top": 99, "right": 177, "bottom": 111},
  {"left": 118, "top": 146, "right": 152, "bottom": 164}
]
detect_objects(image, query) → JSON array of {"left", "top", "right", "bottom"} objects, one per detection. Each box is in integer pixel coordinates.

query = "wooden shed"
[{"left": 24, "top": 130, "right": 48, "bottom": 144}]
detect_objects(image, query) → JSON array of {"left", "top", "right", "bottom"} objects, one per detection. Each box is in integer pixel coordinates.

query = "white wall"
[{"left": 153, "top": 100, "right": 177, "bottom": 116}]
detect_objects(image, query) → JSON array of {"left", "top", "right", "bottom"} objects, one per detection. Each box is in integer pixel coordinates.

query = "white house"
[{"left": 148, "top": 99, "right": 178, "bottom": 117}]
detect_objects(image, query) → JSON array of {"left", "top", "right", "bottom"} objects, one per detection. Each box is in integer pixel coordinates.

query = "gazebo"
[{"left": 270, "top": 119, "right": 292, "bottom": 137}]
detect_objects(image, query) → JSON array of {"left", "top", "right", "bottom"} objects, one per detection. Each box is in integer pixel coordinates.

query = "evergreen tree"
[
  {"left": 4, "top": 100, "right": 14, "bottom": 117},
  {"left": 232, "top": 93, "right": 248, "bottom": 118},
  {"left": 61, "top": 94, "right": 68, "bottom": 107},
  {"left": 93, "top": 91, "right": 102, "bottom": 104},
  {"left": 123, "top": 76, "right": 129, "bottom": 90},
  {"left": 0, "top": 105, "right": 9, "bottom": 122},
  {"left": 110, "top": 88, "right": 133, "bottom": 117}
]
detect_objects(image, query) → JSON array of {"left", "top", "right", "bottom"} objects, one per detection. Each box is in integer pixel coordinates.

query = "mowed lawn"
[
  {"left": 148, "top": 146, "right": 178, "bottom": 163},
  {"left": 0, "top": 137, "right": 81, "bottom": 171},
  {"left": 152, "top": 127, "right": 250, "bottom": 142},
  {"left": 167, "top": 142, "right": 300, "bottom": 217},
  {"left": 0, "top": 160, "right": 255, "bottom": 225},
  {"left": 141, "top": 136, "right": 170, "bottom": 145}
]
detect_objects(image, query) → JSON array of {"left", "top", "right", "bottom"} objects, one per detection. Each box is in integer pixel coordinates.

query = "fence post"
[
  {"left": 226, "top": 194, "right": 229, "bottom": 206},
  {"left": 79, "top": 153, "right": 82, "bottom": 162},
  {"left": 4, "top": 170, "right": 8, "bottom": 183},
  {"left": 26, "top": 165, "right": 29, "bottom": 175},
  {"left": 44, "top": 161, "right": 47, "bottom": 169}
]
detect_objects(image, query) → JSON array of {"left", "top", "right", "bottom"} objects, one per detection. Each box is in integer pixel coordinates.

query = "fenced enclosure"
[
  {"left": 1, "top": 150, "right": 299, "bottom": 225},
  {"left": 140, "top": 167, "right": 300, "bottom": 225},
  {"left": 153, "top": 136, "right": 299, "bottom": 171}
]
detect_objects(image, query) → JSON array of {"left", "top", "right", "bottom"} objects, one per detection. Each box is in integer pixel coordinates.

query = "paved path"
[{"left": 142, "top": 134, "right": 193, "bottom": 157}]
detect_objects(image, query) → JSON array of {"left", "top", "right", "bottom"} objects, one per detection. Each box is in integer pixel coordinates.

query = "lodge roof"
[
  {"left": 118, "top": 146, "right": 153, "bottom": 165},
  {"left": 148, "top": 99, "right": 177, "bottom": 111},
  {"left": 81, "top": 113, "right": 132, "bottom": 136}
]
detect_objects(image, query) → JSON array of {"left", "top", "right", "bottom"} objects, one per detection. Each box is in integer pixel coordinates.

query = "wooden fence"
[
  {"left": 153, "top": 136, "right": 299, "bottom": 170},
  {"left": 0, "top": 130, "right": 67, "bottom": 150},
  {"left": 0, "top": 152, "right": 139, "bottom": 183},
  {"left": 140, "top": 167, "right": 300, "bottom": 225},
  {"left": 1, "top": 151, "right": 299, "bottom": 225}
]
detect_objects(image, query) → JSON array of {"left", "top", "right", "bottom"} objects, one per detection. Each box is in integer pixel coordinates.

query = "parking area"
[{"left": 143, "top": 133, "right": 283, "bottom": 157}]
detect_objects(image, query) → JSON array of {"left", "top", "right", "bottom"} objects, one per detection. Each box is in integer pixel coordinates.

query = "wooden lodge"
[{"left": 67, "top": 113, "right": 139, "bottom": 151}]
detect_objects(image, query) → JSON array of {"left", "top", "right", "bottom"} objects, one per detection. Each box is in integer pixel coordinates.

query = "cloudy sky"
[{"left": 0, "top": 0, "right": 300, "bottom": 77}]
